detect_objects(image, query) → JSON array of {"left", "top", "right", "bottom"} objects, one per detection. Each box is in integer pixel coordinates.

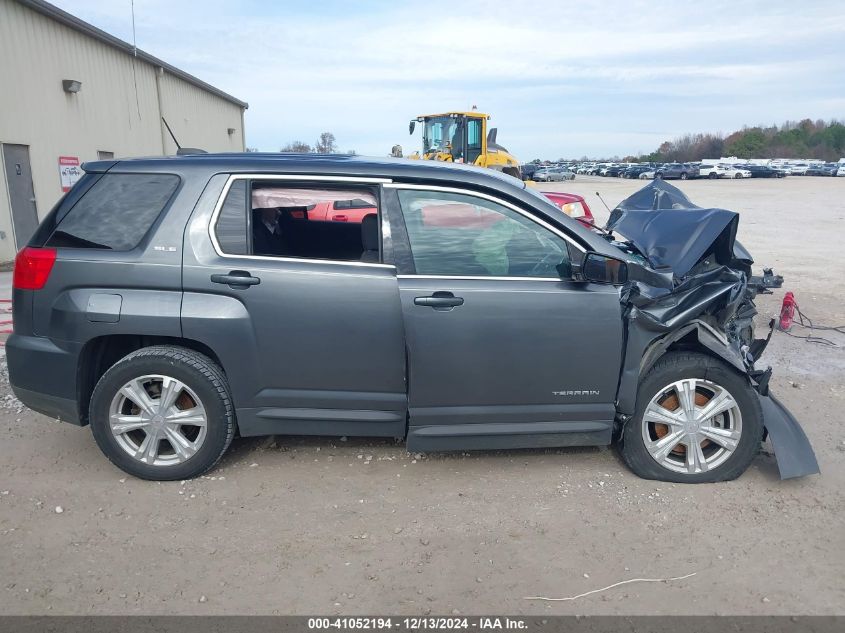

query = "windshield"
[
  {"left": 421, "top": 115, "right": 483, "bottom": 163},
  {"left": 422, "top": 116, "right": 458, "bottom": 154}
]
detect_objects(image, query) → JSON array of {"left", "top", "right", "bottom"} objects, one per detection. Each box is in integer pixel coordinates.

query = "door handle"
[
  {"left": 414, "top": 291, "right": 464, "bottom": 309},
  {"left": 210, "top": 270, "right": 261, "bottom": 288}
]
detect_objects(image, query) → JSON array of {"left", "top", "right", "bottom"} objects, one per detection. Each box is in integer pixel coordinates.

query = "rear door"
[
  {"left": 181, "top": 174, "right": 407, "bottom": 438},
  {"left": 383, "top": 184, "right": 623, "bottom": 450}
]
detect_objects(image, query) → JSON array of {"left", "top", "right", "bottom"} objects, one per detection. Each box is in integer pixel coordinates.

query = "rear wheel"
[
  {"left": 680, "top": 172, "right": 688, "bottom": 180},
  {"left": 619, "top": 352, "right": 762, "bottom": 483},
  {"left": 655, "top": 172, "right": 664, "bottom": 180},
  {"left": 89, "top": 346, "right": 236, "bottom": 480},
  {"left": 709, "top": 172, "right": 717, "bottom": 179}
]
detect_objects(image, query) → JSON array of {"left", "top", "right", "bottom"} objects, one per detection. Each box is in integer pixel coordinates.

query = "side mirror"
[
  {"left": 409, "top": 120, "right": 416, "bottom": 135},
  {"left": 577, "top": 252, "right": 628, "bottom": 284}
]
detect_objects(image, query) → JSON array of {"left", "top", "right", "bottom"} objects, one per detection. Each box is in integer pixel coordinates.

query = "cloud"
[{"left": 49, "top": 0, "right": 845, "bottom": 158}]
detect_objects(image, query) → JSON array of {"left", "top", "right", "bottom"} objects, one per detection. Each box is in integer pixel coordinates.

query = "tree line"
[
  {"left": 280, "top": 132, "right": 355, "bottom": 155},
  {"left": 639, "top": 118, "right": 845, "bottom": 163}
]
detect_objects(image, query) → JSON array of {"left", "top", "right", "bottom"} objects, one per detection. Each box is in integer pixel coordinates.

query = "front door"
[
  {"left": 384, "top": 185, "right": 623, "bottom": 451},
  {"left": 181, "top": 175, "right": 407, "bottom": 438},
  {"left": 2, "top": 144, "right": 39, "bottom": 248}
]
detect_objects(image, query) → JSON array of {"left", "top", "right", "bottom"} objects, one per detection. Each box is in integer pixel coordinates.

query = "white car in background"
[
  {"left": 787, "top": 163, "right": 810, "bottom": 175},
  {"left": 699, "top": 164, "right": 752, "bottom": 179},
  {"left": 837, "top": 164, "right": 845, "bottom": 176},
  {"left": 638, "top": 169, "right": 657, "bottom": 179}
]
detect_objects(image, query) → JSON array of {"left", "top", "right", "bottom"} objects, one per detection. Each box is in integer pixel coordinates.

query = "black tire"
[
  {"left": 89, "top": 346, "right": 236, "bottom": 481},
  {"left": 680, "top": 172, "right": 688, "bottom": 180},
  {"left": 619, "top": 352, "right": 762, "bottom": 483},
  {"left": 709, "top": 172, "right": 717, "bottom": 179},
  {"left": 655, "top": 172, "right": 664, "bottom": 179}
]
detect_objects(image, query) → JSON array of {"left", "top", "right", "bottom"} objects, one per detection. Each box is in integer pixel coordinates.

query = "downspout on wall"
[
  {"left": 154, "top": 66, "right": 168, "bottom": 155},
  {"left": 240, "top": 107, "right": 247, "bottom": 151}
]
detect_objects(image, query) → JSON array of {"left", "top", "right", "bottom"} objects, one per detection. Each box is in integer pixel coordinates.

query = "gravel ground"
[{"left": 0, "top": 175, "right": 843, "bottom": 615}]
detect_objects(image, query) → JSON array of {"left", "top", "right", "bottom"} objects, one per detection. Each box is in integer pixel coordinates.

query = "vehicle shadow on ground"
[
  {"left": 221, "top": 433, "right": 609, "bottom": 467},
  {"left": 221, "top": 434, "right": 785, "bottom": 481}
]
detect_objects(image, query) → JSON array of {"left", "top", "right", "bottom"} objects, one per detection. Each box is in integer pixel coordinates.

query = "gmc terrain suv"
[{"left": 8, "top": 154, "right": 818, "bottom": 482}]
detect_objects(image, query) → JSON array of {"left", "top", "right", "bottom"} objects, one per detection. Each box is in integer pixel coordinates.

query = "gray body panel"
[
  {"left": 758, "top": 392, "right": 820, "bottom": 479},
  {"left": 180, "top": 175, "right": 407, "bottom": 438},
  {"left": 398, "top": 277, "right": 622, "bottom": 448}
]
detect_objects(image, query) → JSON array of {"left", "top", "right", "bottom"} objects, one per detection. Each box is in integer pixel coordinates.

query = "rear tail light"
[{"left": 13, "top": 247, "right": 57, "bottom": 290}]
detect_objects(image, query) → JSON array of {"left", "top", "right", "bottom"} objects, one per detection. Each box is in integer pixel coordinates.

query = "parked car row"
[{"left": 523, "top": 160, "right": 844, "bottom": 180}]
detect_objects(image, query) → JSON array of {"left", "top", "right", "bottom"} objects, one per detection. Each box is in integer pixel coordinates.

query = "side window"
[
  {"left": 213, "top": 179, "right": 380, "bottom": 263},
  {"left": 396, "top": 189, "right": 571, "bottom": 278},
  {"left": 46, "top": 173, "right": 179, "bottom": 250},
  {"left": 333, "top": 198, "right": 374, "bottom": 210},
  {"left": 466, "top": 119, "right": 482, "bottom": 164},
  {"left": 215, "top": 180, "right": 248, "bottom": 255}
]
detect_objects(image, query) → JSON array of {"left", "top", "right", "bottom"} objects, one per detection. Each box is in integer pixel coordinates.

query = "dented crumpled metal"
[{"left": 608, "top": 180, "right": 819, "bottom": 479}]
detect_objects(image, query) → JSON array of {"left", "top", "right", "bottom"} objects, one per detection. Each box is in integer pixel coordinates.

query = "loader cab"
[
  {"left": 413, "top": 112, "right": 486, "bottom": 165},
  {"left": 410, "top": 111, "right": 521, "bottom": 178}
]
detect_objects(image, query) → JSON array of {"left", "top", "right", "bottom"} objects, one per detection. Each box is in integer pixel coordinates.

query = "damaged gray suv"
[{"left": 7, "top": 154, "right": 819, "bottom": 483}]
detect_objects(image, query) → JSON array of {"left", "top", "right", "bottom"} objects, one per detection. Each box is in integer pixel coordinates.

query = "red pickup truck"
[{"left": 305, "top": 193, "right": 596, "bottom": 227}]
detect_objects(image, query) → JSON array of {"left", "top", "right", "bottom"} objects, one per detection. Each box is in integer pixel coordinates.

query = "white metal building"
[{"left": 0, "top": 0, "right": 248, "bottom": 262}]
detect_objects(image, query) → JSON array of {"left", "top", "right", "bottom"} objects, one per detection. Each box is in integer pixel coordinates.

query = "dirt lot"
[{"left": 0, "top": 176, "right": 843, "bottom": 616}]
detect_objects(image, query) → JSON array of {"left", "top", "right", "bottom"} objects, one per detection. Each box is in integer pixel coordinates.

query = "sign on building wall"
[{"left": 58, "top": 156, "right": 82, "bottom": 192}]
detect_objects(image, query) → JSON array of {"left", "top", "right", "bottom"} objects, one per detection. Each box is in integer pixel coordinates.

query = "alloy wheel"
[
  {"left": 109, "top": 374, "right": 208, "bottom": 466},
  {"left": 641, "top": 378, "right": 742, "bottom": 475}
]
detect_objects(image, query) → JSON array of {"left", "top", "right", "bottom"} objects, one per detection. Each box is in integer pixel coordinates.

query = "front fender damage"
[
  {"left": 611, "top": 180, "right": 819, "bottom": 480},
  {"left": 757, "top": 391, "right": 820, "bottom": 479}
]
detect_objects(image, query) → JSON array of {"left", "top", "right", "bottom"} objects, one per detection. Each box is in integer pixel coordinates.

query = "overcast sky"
[{"left": 53, "top": 0, "right": 845, "bottom": 159}]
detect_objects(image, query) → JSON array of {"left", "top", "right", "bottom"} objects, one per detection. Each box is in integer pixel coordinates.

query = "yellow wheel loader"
[{"left": 405, "top": 111, "right": 522, "bottom": 179}]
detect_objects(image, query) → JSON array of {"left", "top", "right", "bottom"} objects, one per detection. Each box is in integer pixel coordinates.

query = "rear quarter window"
[{"left": 46, "top": 173, "right": 180, "bottom": 250}]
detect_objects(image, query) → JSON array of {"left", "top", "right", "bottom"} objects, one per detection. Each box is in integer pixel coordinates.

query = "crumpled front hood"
[
  {"left": 606, "top": 180, "right": 752, "bottom": 278},
  {"left": 607, "top": 180, "right": 819, "bottom": 480}
]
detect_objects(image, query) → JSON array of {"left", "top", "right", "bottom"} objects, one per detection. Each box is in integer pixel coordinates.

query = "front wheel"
[
  {"left": 89, "top": 346, "right": 236, "bottom": 480},
  {"left": 680, "top": 172, "right": 688, "bottom": 180},
  {"left": 619, "top": 352, "right": 763, "bottom": 483}
]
